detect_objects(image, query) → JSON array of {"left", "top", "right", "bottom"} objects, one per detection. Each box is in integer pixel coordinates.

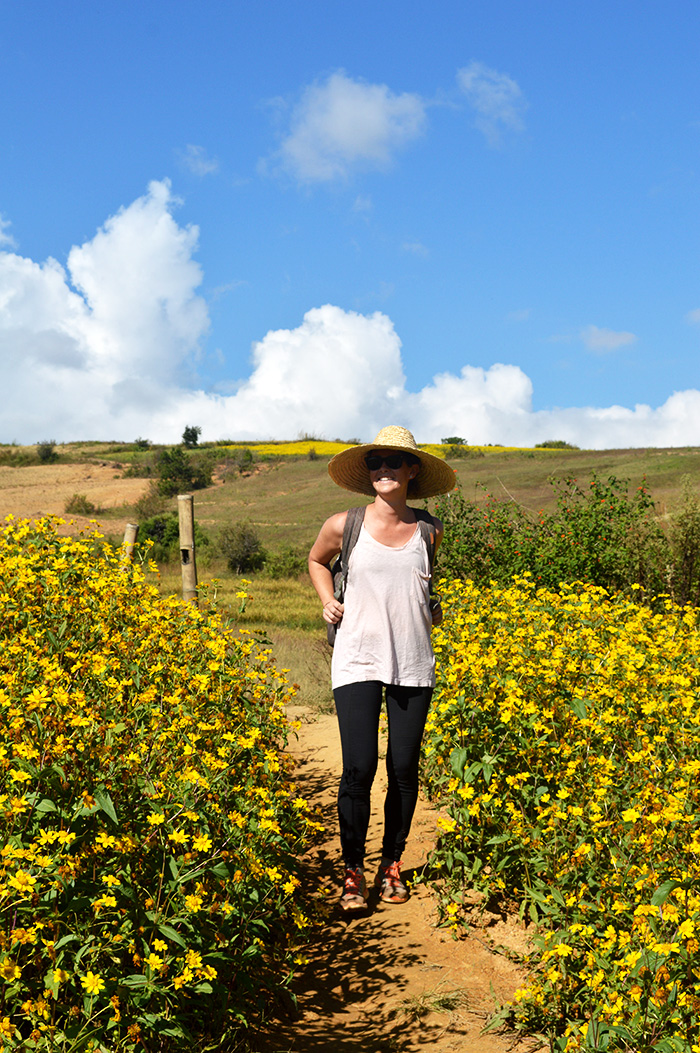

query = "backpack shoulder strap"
[
  {"left": 412, "top": 508, "right": 437, "bottom": 575},
  {"left": 333, "top": 506, "right": 366, "bottom": 599}
]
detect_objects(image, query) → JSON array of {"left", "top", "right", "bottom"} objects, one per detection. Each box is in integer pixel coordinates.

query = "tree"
[{"left": 182, "top": 425, "right": 202, "bottom": 448}]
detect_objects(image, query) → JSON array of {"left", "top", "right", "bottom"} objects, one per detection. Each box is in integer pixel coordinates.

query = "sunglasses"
[{"left": 364, "top": 452, "right": 407, "bottom": 471}]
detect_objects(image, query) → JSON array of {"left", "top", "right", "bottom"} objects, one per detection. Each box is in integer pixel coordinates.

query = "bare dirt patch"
[
  {"left": 267, "top": 709, "right": 540, "bottom": 1053},
  {"left": 0, "top": 463, "right": 150, "bottom": 534}
]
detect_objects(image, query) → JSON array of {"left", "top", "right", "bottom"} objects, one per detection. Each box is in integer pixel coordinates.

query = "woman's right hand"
[{"left": 322, "top": 598, "right": 345, "bottom": 625}]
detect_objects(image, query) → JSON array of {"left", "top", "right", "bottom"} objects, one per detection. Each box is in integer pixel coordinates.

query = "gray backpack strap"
[
  {"left": 333, "top": 506, "right": 365, "bottom": 600},
  {"left": 413, "top": 509, "right": 438, "bottom": 604}
]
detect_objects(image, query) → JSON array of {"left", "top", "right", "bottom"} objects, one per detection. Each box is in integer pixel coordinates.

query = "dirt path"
[{"left": 266, "top": 708, "right": 540, "bottom": 1053}]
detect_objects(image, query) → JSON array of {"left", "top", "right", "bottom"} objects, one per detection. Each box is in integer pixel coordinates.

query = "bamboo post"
[
  {"left": 122, "top": 523, "right": 139, "bottom": 563},
  {"left": 178, "top": 494, "right": 198, "bottom": 605}
]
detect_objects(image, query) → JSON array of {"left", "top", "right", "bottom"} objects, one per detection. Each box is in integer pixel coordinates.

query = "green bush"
[
  {"left": 137, "top": 512, "right": 210, "bottom": 564},
  {"left": 181, "top": 426, "right": 201, "bottom": 449},
  {"left": 434, "top": 474, "right": 671, "bottom": 597},
  {"left": 218, "top": 523, "right": 266, "bottom": 574},
  {"left": 0, "top": 517, "right": 316, "bottom": 1050},
  {"left": 156, "top": 448, "right": 212, "bottom": 497},
  {"left": 36, "top": 439, "right": 57, "bottom": 463},
  {"left": 64, "top": 493, "right": 98, "bottom": 515},
  {"left": 264, "top": 545, "right": 308, "bottom": 579}
]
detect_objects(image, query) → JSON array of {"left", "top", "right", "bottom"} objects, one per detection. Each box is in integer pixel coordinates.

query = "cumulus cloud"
[
  {"left": 180, "top": 144, "right": 219, "bottom": 176},
  {"left": 581, "top": 325, "right": 637, "bottom": 352},
  {"left": 457, "top": 61, "right": 527, "bottom": 145},
  {"left": 0, "top": 215, "right": 17, "bottom": 249},
  {"left": 271, "top": 71, "right": 427, "bottom": 182},
  {"left": 3, "top": 183, "right": 700, "bottom": 450}
]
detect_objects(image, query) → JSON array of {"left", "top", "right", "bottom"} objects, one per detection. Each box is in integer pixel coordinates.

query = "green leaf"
[
  {"left": 569, "top": 697, "right": 588, "bottom": 720},
  {"left": 157, "top": 924, "right": 187, "bottom": 948},
  {"left": 449, "top": 746, "right": 468, "bottom": 778},
  {"left": 122, "top": 974, "right": 148, "bottom": 988},
  {"left": 194, "top": 981, "right": 213, "bottom": 994},
  {"left": 35, "top": 797, "right": 58, "bottom": 813},
  {"left": 54, "top": 933, "right": 81, "bottom": 951},
  {"left": 651, "top": 879, "right": 680, "bottom": 906},
  {"left": 94, "top": 786, "right": 118, "bottom": 825}
]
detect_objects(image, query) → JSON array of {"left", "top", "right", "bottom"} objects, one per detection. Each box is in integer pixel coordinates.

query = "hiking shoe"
[
  {"left": 375, "top": 860, "right": 409, "bottom": 903},
  {"left": 339, "top": 866, "right": 368, "bottom": 913}
]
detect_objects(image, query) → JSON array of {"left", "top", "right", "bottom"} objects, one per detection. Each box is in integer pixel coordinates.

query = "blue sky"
[{"left": 1, "top": 0, "right": 699, "bottom": 447}]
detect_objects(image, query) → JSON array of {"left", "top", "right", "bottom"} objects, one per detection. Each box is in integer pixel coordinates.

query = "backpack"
[{"left": 326, "top": 506, "right": 438, "bottom": 646}]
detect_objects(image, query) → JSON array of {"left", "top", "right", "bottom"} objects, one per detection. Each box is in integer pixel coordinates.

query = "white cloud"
[
  {"left": 581, "top": 325, "right": 637, "bottom": 352},
  {"left": 685, "top": 308, "right": 700, "bottom": 325},
  {"left": 401, "top": 241, "right": 429, "bottom": 257},
  {"left": 3, "top": 184, "right": 700, "bottom": 451},
  {"left": 180, "top": 144, "right": 219, "bottom": 177},
  {"left": 457, "top": 61, "right": 527, "bottom": 145},
  {"left": 271, "top": 71, "right": 427, "bottom": 182},
  {"left": 0, "top": 215, "right": 17, "bottom": 249}
]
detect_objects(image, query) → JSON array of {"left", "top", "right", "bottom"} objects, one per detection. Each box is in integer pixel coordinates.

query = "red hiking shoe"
[{"left": 375, "top": 860, "right": 409, "bottom": 903}]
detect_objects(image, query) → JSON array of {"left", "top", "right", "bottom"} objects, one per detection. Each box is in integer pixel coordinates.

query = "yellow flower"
[
  {"left": 81, "top": 971, "right": 105, "bottom": 995},
  {"left": 0, "top": 959, "right": 21, "bottom": 981}
]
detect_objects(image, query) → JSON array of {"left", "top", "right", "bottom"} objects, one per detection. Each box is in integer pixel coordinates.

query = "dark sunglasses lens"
[{"left": 365, "top": 453, "right": 405, "bottom": 470}]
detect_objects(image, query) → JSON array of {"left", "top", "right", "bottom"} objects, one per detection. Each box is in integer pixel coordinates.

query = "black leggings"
[{"left": 333, "top": 681, "right": 433, "bottom": 867}]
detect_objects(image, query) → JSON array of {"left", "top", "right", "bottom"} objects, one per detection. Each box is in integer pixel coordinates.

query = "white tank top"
[{"left": 331, "top": 523, "right": 435, "bottom": 690}]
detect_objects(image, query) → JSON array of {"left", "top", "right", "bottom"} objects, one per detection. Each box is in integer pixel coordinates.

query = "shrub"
[
  {"left": 0, "top": 517, "right": 318, "bottom": 1050},
  {"left": 36, "top": 439, "right": 57, "bottom": 463},
  {"left": 64, "top": 493, "right": 98, "bottom": 515},
  {"left": 441, "top": 436, "right": 466, "bottom": 445},
  {"left": 423, "top": 576, "right": 700, "bottom": 1050},
  {"left": 264, "top": 545, "right": 307, "bottom": 579},
  {"left": 534, "top": 439, "right": 580, "bottom": 449},
  {"left": 434, "top": 474, "right": 670, "bottom": 598},
  {"left": 133, "top": 482, "right": 169, "bottom": 519},
  {"left": 137, "top": 512, "right": 210, "bottom": 564},
  {"left": 219, "top": 523, "right": 266, "bottom": 574},
  {"left": 134, "top": 437, "right": 151, "bottom": 450},
  {"left": 156, "top": 448, "right": 212, "bottom": 497}
]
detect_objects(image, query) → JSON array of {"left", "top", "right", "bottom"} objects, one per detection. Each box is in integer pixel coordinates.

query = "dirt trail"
[{"left": 266, "top": 708, "right": 539, "bottom": 1053}]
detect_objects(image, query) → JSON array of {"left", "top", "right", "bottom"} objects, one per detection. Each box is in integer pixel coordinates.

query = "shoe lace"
[
  {"left": 344, "top": 867, "right": 363, "bottom": 895},
  {"left": 382, "top": 861, "right": 403, "bottom": 887}
]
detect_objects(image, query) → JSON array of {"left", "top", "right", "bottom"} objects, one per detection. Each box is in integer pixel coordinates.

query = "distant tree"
[
  {"left": 182, "top": 425, "right": 202, "bottom": 448},
  {"left": 36, "top": 440, "right": 57, "bottom": 463},
  {"left": 156, "top": 447, "right": 211, "bottom": 496},
  {"left": 535, "top": 440, "right": 580, "bottom": 450},
  {"left": 134, "top": 437, "right": 151, "bottom": 449},
  {"left": 441, "top": 436, "right": 466, "bottom": 446}
]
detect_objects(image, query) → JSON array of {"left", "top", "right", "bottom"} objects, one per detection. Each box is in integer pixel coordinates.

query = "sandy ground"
[
  {"left": 0, "top": 462, "right": 150, "bottom": 534},
  {"left": 265, "top": 708, "right": 542, "bottom": 1053}
]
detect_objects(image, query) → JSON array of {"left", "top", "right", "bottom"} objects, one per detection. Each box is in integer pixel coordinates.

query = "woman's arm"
[{"left": 308, "top": 511, "right": 347, "bottom": 626}]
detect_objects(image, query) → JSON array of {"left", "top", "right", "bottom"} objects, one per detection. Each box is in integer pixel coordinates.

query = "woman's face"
[{"left": 366, "top": 450, "right": 419, "bottom": 496}]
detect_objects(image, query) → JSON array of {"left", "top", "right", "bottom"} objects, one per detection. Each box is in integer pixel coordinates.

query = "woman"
[{"left": 308, "top": 426, "right": 455, "bottom": 912}]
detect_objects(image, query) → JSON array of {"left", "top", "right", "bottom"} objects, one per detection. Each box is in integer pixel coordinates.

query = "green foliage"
[
  {"left": 441, "top": 436, "right": 465, "bottom": 445},
  {"left": 264, "top": 545, "right": 307, "bottom": 579},
  {"left": 181, "top": 425, "right": 201, "bottom": 448},
  {"left": 134, "top": 437, "right": 151, "bottom": 449},
  {"left": 156, "top": 448, "right": 212, "bottom": 497},
  {"left": 36, "top": 439, "right": 57, "bottom": 463},
  {"left": 535, "top": 439, "right": 580, "bottom": 449},
  {"left": 137, "top": 512, "right": 210, "bottom": 563},
  {"left": 0, "top": 518, "right": 317, "bottom": 1051},
  {"left": 223, "top": 447, "right": 255, "bottom": 476},
  {"left": 434, "top": 473, "right": 671, "bottom": 597},
  {"left": 218, "top": 523, "right": 267, "bottom": 574},
  {"left": 669, "top": 476, "right": 700, "bottom": 606},
  {"left": 64, "top": 493, "right": 98, "bottom": 515}
]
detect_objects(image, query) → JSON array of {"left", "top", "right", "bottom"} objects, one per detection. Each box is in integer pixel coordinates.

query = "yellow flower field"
[
  {"left": 0, "top": 517, "right": 318, "bottom": 1051},
  {"left": 424, "top": 576, "right": 700, "bottom": 1052}
]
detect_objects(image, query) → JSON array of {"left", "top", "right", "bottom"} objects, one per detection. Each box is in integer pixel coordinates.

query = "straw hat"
[{"left": 328, "top": 426, "right": 456, "bottom": 499}]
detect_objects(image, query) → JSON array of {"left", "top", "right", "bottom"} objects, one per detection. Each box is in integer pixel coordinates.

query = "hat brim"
[{"left": 328, "top": 442, "right": 456, "bottom": 499}]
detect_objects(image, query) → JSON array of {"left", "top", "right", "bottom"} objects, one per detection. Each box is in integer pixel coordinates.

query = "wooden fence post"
[
  {"left": 178, "top": 494, "right": 198, "bottom": 605},
  {"left": 122, "top": 522, "right": 139, "bottom": 563}
]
